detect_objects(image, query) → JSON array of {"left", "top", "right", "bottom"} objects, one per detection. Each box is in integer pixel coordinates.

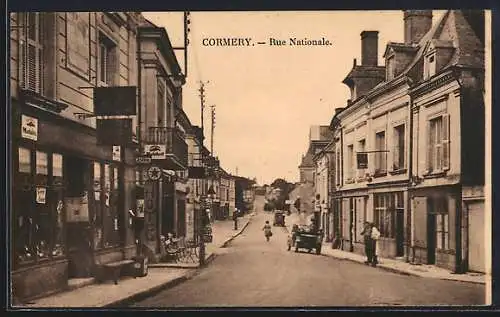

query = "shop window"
[
  {"left": 357, "top": 139, "right": 366, "bottom": 179},
  {"left": 93, "top": 162, "right": 103, "bottom": 249},
  {"left": 434, "top": 198, "right": 449, "bottom": 250},
  {"left": 18, "top": 147, "right": 31, "bottom": 173},
  {"left": 373, "top": 193, "right": 396, "bottom": 239},
  {"left": 345, "top": 145, "right": 354, "bottom": 182},
  {"left": 14, "top": 148, "right": 66, "bottom": 267}
]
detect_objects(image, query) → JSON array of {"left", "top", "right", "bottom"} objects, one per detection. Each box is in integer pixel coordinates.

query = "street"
[{"left": 131, "top": 209, "right": 485, "bottom": 307}]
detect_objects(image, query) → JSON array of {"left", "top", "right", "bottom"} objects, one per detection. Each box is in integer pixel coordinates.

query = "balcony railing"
[{"left": 146, "top": 127, "right": 188, "bottom": 169}]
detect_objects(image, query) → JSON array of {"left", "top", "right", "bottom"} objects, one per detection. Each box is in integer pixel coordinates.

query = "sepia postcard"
[{"left": 7, "top": 9, "right": 492, "bottom": 309}]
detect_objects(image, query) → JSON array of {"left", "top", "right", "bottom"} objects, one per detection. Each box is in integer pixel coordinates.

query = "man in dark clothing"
[{"left": 360, "top": 221, "right": 373, "bottom": 264}]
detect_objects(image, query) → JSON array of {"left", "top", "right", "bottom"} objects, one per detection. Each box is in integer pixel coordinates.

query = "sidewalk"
[
  {"left": 15, "top": 213, "right": 255, "bottom": 309},
  {"left": 284, "top": 212, "right": 487, "bottom": 286}
]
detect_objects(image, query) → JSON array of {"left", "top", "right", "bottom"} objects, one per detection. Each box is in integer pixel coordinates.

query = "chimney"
[
  {"left": 404, "top": 10, "right": 433, "bottom": 44},
  {"left": 361, "top": 31, "right": 379, "bottom": 66}
]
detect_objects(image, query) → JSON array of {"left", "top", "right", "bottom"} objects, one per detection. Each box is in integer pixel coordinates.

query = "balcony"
[{"left": 145, "top": 127, "right": 188, "bottom": 170}]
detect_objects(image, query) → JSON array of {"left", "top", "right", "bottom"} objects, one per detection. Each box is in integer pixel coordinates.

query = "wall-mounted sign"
[
  {"left": 21, "top": 115, "right": 38, "bottom": 141},
  {"left": 112, "top": 146, "right": 121, "bottom": 161},
  {"left": 65, "top": 192, "right": 89, "bottom": 222},
  {"left": 136, "top": 156, "right": 152, "bottom": 164},
  {"left": 36, "top": 187, "right": 46, "bottom": 204},
  {"left": 144, "top": 144, "right": 167, "bottom": 160},
  {"left": 147, "top": 166, "right": 162, "bottom": 181},
  {"left": 357, "top": 153, "right": 368, "bottom": 169}
]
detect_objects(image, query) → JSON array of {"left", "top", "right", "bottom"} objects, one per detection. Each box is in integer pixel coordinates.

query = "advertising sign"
[
  {"left": 21, "top": 115, "right": 38, "bottom": 141},
  {"left": 144, "top": 144, "right": 167, "bottom": 160},
  {"left": 357, "top": 153, "right": 368, "bottom": 169},
  {"left": 112, "top": 146, "right": 121, "bottom": 162},
  {"left": 94, "top": 86, "right": 137, "bottom": 116},
  {"left": 36, "top": 187, "right": 46, "bottom": 204}
]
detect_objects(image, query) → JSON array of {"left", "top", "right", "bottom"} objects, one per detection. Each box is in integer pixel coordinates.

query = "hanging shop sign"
[
  {"left": 136, "top": 156, "right": 152, "bottom": 164},
  {"left": 93, "top": 86, "right": 137, "bottom": 116},
  {"left": 21, "top": 115, "right": 38, "bottom": 141},
  {"left": 144, "top": 144, "right": 167, "bottom": 160},
  {"left": 97, "top": 118, "right": 133, "bottom": 146},
  {"left": 357, "top": 153, "right": 368, "bottom": 169},
  {"left": 36, "top": 187, "right": 46, "bottom": 204},
  {"left": 188, "top": 166, "right": 206, "bottom": 179},
  {"left": 147, "top": 166, "right": 162, "bottom": 181},
  {"left": 112, "top": 146, "right": 121, "bottom": 162}
]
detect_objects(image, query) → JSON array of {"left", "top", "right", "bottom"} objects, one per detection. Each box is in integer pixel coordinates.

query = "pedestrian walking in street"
[
  {"left": 360, "top": 221, "right": 373, "bottom": 265},
  {"left": 370, "top": 223, "right": 381, "bottom": 266},
  {"left": 262, "top": 221, "right": 273, "bottom": 242},
  {"left": 233, "top": 209, "right": 239, "bottom": 230}
]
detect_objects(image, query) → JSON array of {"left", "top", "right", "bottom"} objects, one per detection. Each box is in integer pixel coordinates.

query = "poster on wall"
[
  {"left": 21, "top": 115, "right": 38, "bottom": 141},
  {"left": 66, "top": 12, "right": 91, "bottom": 77},
  {"left": 36, "top": 187, "right": 46, "bottom": 204},
  {"left": 112, "top": 146, "right": 121, "bottom": 162},
  {"left": 136, "top": 199, "right": 145, "bottom": 218},
  {"left": 65, "top": 192, "right": 90, "bottom": 222}
]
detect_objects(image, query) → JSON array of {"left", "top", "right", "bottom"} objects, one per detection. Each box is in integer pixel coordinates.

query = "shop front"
[{"left": 11, "top": 99, "right": 136, "bottom": 301}]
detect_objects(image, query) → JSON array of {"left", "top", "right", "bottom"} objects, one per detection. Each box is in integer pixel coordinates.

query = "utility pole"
[{"left": 210, "top": 104, "right": 216, "bottom": 155}]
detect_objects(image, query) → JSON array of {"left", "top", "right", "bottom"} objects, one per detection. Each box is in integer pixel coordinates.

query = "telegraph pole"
[
  {"left": 198, "top": 81, "right": 208, "bottom": 134},
  {"left": 210, "top": 104, "right": 216, "bottom": 155},
  {"left": 197, "top": 80, "right": 209, "bottom": 267}
]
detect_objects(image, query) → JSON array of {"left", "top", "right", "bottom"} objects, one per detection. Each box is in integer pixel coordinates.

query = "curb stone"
[{"left": 108, "top": 215, "right": 254, "bottom": 307}]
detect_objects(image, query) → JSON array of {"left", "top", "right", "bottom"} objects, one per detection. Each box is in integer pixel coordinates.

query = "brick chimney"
[
  {"left": 404, "top": 10, "right": 433, "bottom": 44},
  {"left": 361, "top": 31, "right": 379, "bottom": 66}
]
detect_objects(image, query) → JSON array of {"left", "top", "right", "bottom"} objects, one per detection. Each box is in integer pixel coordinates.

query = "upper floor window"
[
  {"left": 19, "top": 12, "right": 44, "bottom": 93},
  {"left": 357, "top": 139, "right": 366, "bottom": 178},
  {"left": 374, "top": 131, "right": 387, "bottom": 175},
  {"left": 424, "top": 52, "right": 436, "bottom": 80},
  {"left": 336, "top": 149, "right": 341, "bottom": 186},
  {"left": 346, "top": 144, "right": 354, "bottom": 182},
  {"left": 98, "top": 35, "right": 117, "bottom": 86},
  {"left": 392, "top": 124, "right": 405, "bottom": 170},
  {"left": 427, "top": 115, "right": 450, "bottom": 173},
  {"left": 157, "top": 80, "right": 166, "bottom": 126}
]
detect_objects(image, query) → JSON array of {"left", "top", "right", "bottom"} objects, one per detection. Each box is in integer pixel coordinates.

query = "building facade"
[
  {"left": 329, "top": 10, "right": 485, "bottom": 273},
  {"left": 11, "top": 12, "right": 141, "bottom": 300}
]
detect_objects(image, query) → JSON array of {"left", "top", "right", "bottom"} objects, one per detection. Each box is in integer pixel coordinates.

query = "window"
[
  {"left": 98, "top": 35, "right": 116, "bottom": 86},
  {"left": 392, "top": 124, "right": 405, "bottom": 170},
  {"left": 13, "top": 149, "right": 66, "bottom": 267},
  {"left": 424, "top": 53, "right": 436, "bottom": 79},
  {"left": 432, "top": 197, "right": 449, "bottom": 250},
  {"left": 357, "top": 139, "right": 366, "bottom": 178},
  {"left": 157, "top": 80, "right": 166, "bottom": 126},
  {"left": 373, "top": 193, "right": 400, "bottom": 239},
  {"left": 386, "top": 56, "right": 395, "bottom": 81},
  {"left": 36, "top": 151, "right": 48, "bottom": 175},
  {"left": 427, "top": 115, "right": 450, "bottom": 173},
  {"left": 19, "top": 12, "right": 44, "bottom": 93},
  {"left": 346, "top": 145, "right": 354, "bottom": 182},
  {"left": 375, "top": 131, "right": 387, "bottom": 175},
  {"left": 19, "top": 147, "right": 31, "bottom": 173}
]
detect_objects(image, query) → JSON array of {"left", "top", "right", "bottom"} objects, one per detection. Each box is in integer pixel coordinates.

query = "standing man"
[
  {"left": 370, "top": 222, "right": 381, "bottom": 266},
  {"left": 233, "top": 208, "right": 239, "bottom": 230},
  {"left": 360, "top": 221, "right": 373, "bottom": 265}
]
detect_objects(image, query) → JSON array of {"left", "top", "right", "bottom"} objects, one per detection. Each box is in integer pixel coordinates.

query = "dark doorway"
[
  {"left": 162, "top": 194, "right": 174, "bottom": 236},
  {"left": 396, "top": 211, "right": 405, "bottom": 257},
  {"left": 349, "top": 198, "right": 355, "bottom": 252},
  {"left": 427, "top": 204, "right": 436, "bottom": 264}
]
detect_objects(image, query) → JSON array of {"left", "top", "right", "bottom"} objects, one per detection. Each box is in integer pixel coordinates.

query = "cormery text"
[{"left": 202, "top": 37, "right": 253, "bottom": 46}]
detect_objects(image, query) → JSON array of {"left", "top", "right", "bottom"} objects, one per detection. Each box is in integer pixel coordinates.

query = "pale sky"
[{"left": 143, "top": 10, "right": 445, "bottom": 185}]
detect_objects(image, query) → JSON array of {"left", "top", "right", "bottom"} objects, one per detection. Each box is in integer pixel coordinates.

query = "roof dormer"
[
  {"left": 423, "top": 39, "right": 455, "bottom": 79},
  {"left": 383, "top": 42, "right": 418, "bottom": 81}
]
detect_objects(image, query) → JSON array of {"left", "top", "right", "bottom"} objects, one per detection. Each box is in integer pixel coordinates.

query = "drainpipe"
[
  {"left": 136, "top": 24, "right": 143, "bottom": 257},
  {"left": 407, "top": 90, "right": 413, "bottom": 264}
]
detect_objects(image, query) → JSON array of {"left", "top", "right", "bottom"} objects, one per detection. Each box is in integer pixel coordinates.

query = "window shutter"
[
  {"left": 426, "top": 120, "right": 432, "bottom": 173},
  {"left": 392, "top": 128, "right": 399, "bottom": 171},
  {"left": 442, "top": 114, "right": 450, "bottom": 171},
  {"left": 19, "top": 13, "right": 27, "bottom": 89}
]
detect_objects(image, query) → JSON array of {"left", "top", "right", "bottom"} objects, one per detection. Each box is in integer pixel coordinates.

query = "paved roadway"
[{"left": 131, "top": 199, "right": 485, "bottom": 307}]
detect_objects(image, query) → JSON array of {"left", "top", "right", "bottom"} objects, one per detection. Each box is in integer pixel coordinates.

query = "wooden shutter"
[
  {"left": 426, "top": 120, "right": 433, "bottom": 173},
  {"left": 392, "top": 128, "right": 399, "bottom": 171},
  {"left": 447, "top": 196, "right": 456, "bottom": 250},
  {"left": 412, "top": 197, "right": 428, "bottom": 248},
  {"left": 442, "top": 114, "right": 450, "bottom": 171}
]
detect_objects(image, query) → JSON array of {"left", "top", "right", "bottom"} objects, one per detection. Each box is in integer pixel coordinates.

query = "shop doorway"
[
  {"left": 64, "top": 156, "right": 93, "bottom": 278},
  {"left": 427, "top": 207, "right": 437, "bottom": 265},
  {"left": 396, "top": 211, "right": 405, "bottom": 257}
]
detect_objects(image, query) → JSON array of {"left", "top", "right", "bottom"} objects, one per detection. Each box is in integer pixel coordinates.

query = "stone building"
[
  {"left": 329, "top": 10, "right": 485, "bottom": 273},
  {"left": 10, "top": 12, "right": 142, "bottom": 300}
]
